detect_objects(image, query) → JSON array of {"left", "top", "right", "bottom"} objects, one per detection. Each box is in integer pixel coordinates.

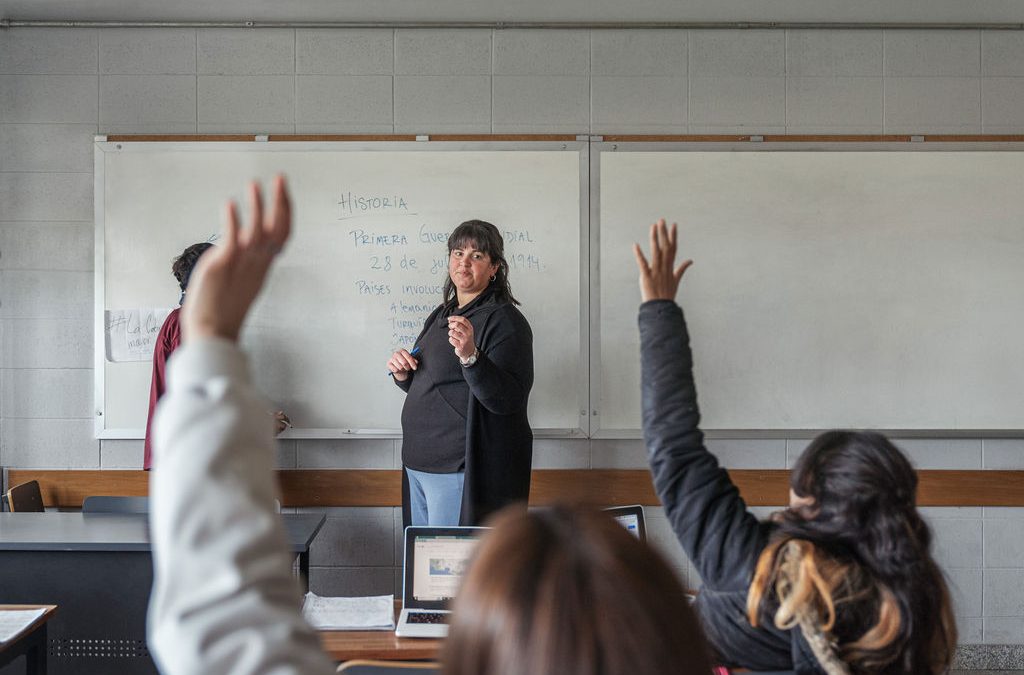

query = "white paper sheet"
[
  {"left": 301, "top": 593, "right": 395, "bottom": 631},
  {"left": 104, "top": 307, "right": 174, "bottom": 362},
  {"left": 0, "top": 608, "right": 47, "bottom": 644}
]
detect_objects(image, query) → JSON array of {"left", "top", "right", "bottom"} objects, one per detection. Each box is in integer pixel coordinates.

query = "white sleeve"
[{"left": 147, "top": 337, "right": 336, "bottom": 675}]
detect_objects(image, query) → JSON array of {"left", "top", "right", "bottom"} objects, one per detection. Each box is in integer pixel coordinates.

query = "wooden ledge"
[
  {"left": 8, "top": 469, "right": 1024, "bottom": 509},
  {"left": 104, "top": 134, "right": 580, "bottom": 143}
]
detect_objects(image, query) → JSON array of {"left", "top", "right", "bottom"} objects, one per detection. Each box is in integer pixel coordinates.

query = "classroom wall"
[{"left": 4, "top": 26, "right": 1024, "bottom": 645}]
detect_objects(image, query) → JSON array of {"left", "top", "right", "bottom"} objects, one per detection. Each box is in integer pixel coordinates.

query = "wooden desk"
[
  {"left": 0, "top": 605, "right": 57, "bottom": 675},
  {"left": 319, "top": 603, "right": 441, "bottom": 663},
  {"left": 319, "top": 630, "right": 441, "bottom": 662}
]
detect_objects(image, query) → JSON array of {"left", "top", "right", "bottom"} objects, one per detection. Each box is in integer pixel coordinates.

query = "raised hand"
[
  {"left": 182, "top": 176, "right": 292, "bottom": 343},
  {"left": 633, "top": 218, "right": 693, "bottom": 303}
]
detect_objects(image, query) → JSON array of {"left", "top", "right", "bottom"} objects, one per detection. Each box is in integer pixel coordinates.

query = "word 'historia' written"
[{"left": 338, "top": 192, "right": 545, "bottom": 347}]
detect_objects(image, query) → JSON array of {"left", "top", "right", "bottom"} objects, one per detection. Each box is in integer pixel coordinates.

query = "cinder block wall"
[{"left": 3, "top": 26, "right": 1024, "bottom": 644}]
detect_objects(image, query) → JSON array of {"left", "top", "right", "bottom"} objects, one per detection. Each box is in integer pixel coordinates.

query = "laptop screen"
[
  {"left": 614, "top": 512, "right": 641, "bottom": 536},
  {"left": 403, "top": 527, "right": 485, "bottom": 610},
  {"left": 604, "top": 505, "right": 647, "bottom": 541}
]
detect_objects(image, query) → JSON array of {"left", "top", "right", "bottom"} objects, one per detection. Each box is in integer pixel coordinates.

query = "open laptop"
[
  {"left": 604, "top": 504, "right": 647, "bottom": 541},
  {"left": 395, "top": 526, "right": 486, "bottom": 638}
]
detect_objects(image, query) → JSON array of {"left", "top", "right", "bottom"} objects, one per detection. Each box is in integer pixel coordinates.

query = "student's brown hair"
[
  {"left": 442, "top": 503, "right": 713, "bottom": 675},
  {"left": 172, "top": 242, "right": 214, "bottom": 291},
  {"left": 747, "top": 431, "right": 957, "bottom": 674}
]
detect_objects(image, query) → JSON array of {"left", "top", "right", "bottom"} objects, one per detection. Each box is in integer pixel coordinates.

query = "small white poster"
[{"left": 105, "top": 308, "right": 174, "bottom": 362}]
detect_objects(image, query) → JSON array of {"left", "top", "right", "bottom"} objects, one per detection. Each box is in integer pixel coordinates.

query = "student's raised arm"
[
  {"left": 148, "top": 177, "right": 335, "bottom": 675},
  {"left": 636, "top": 220, "right": 767, "bottom": 591}
]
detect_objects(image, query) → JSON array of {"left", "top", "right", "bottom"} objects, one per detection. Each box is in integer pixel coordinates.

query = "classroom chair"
[
  {"left": 336, "top": 661, "right": 439, "bottom": 674},
  {"left": 81, "top": 495, "right": 150, "bottom": 514},
  {"left": 5, "top": 480, "right": 45, "bottom": 512}
]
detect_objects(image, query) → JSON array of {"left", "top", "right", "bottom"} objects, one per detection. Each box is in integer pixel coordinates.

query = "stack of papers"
[
  {"left": 0, "top": 608, "right": 47, "bottom": 644},
  {"left": 302, "top": 593, "right": 395, "bottom": 631}
]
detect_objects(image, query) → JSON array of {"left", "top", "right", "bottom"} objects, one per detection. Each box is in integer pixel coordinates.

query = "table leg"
[
  {"left": 26, "top": 623, "right": 46, "bottom": 675},
  {"left": 299, "top": 552, "right": 310, "bottom": 593}
]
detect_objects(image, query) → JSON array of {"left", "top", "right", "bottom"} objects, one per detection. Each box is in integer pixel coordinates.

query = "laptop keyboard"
[{"left": 406, "top": 612, "right": 450, "bottom": 624}]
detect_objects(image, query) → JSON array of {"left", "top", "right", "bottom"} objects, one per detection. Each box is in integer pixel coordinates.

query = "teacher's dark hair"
[
  {"left": 748, "top": 431, "right": 956, "bottom": 674},
  {"left": 442, "top": 503, "right": 713, "bottom": 675},
  {"left": 172, "top": 242, "right": 214, "bottom": 292},
  {"left": 443, "top": 220, "right": 520, "bottom": 306}
]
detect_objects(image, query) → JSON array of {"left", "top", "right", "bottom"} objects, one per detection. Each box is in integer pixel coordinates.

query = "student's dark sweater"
[{"left": 639, "top": 300, "right": 825, "bottom": 674}]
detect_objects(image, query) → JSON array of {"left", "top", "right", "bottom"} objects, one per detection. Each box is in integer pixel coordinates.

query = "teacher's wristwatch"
[{"left": 460, "top": 348, "right": 479, "bottom": 367}]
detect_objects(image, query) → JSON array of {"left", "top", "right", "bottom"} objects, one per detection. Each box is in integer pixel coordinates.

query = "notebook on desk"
[{"left": 395, "top": 526, "right": 486, "bottom": 639}]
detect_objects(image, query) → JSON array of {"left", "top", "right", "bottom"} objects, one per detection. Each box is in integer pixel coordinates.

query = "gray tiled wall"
[{"left": 3, "top": 26, "right": 1024, "bottom": 644}]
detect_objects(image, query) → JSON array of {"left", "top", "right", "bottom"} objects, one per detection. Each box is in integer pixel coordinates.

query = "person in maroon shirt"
[
  {"left": 143, "top": 243, "right": 214, "bottom": 470},
  {"left": 144, "top": 242, "right": 291, "bottom": 469}
]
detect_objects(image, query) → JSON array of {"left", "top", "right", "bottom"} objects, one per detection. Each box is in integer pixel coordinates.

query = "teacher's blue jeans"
[{"left": 405, "top": 467, "right": 465, "bottom": 526}]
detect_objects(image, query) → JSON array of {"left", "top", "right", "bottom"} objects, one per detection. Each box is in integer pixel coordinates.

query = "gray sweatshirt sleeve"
[{"left": 147, "top": 338, "right": 336, "bottom": 675}]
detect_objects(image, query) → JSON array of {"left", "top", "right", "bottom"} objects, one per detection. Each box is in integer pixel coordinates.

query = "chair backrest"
[
  {"left": 6, "top": 480, "right": 45, "bottom": 512},
  {"left": 82, "top": 495, "right": 150, "bottom": 514},
  {"left": 336, "top": 661, "right": 440, "bottom": 674}
]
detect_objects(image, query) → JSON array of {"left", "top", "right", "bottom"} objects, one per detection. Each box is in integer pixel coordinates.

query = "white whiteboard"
[
  {"left": 95, "top": 141, "right": 587, "bottom": 437},
  {"left": 597, "top": 147, "right": 1024, "bottom": 432}
]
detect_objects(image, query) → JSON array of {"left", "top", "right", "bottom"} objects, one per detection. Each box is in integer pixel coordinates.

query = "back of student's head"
[
  {"left": 748, "top": 431, "right": 956, "bottom": 673},
  {"left": 172, "top": 242, "right": 214, "bottom": 291},
  {"left": 442, "top": 503, "right": 713, "bottom": 675}
]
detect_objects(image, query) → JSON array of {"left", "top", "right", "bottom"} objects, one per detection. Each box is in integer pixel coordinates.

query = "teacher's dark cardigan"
[{"left": 395, "top": 289, "right": 534, "bottom": 526}]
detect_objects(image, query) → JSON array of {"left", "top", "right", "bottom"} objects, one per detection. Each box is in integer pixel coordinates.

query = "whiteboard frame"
[
  {"left": 589, "top": 138, "right": 1024, "bottom": 438},
  {"left": 94, "top": 137, "right": 591, "bottom": 440}
]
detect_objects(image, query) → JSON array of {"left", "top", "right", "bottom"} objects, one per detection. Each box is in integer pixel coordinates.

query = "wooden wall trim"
[
  {"left": 104, "top": 134, "right": 1024, "bottom": 146},
  {"left": 9, "top": 469, "right": 1024, "bottom": 509},
  {"left": 104, "top": 134, "right": 579, "bottom": 143},
  {"left": 599, "top": 134, "right": 914, "bottom": 142},
  {"left": 424, "top": 134, "right": 579, "bottom": 142},
  {"left": 104, "top": 135, "right": 258, "bottom": 142},
  {"left": 8, "top": 470, "right": 149, "bottom": 508}
]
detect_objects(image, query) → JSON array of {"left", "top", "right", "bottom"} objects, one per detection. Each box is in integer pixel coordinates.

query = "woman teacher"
[{"left": 387, "top": 220, "right": 534, "bottom": 526}]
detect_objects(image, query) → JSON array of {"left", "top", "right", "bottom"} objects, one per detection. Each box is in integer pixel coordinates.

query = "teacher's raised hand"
[
  {"left": 183, "top": 175, "right": 291, "bottom": 343},
  {"left": 633, "top": 218, "right": 693, "bottom": 303}
]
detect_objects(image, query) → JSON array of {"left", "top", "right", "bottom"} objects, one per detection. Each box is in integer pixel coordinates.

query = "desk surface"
[
  {"left": 0, "top": 513, "right": 325, "bottom": 552},
  {"left": 0, "top": 604, "right": 56, "bottom": 653},
  {"left": 319, "top": 629, "right": 441, "bottom": 662},
  {"left": 319, "top": 603, "right": 441, "bottom": 663}
]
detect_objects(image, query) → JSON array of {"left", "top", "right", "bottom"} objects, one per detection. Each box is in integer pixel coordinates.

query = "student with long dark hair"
[{"left": 634, "top": 220, "right": 956, "bottom": 675}]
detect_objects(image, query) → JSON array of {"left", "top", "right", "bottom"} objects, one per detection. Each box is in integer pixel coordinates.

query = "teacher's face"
[{"left": 449, "top": 244, "right": 498, "bottom": 297}]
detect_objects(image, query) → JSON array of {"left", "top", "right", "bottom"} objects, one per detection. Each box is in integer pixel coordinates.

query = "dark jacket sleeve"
[
  {"left": 462, "top": 305, "right": 534, "bottom": 415},
  {"left": 639, "top": 300, "right": 768, "bottom": 591}
]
